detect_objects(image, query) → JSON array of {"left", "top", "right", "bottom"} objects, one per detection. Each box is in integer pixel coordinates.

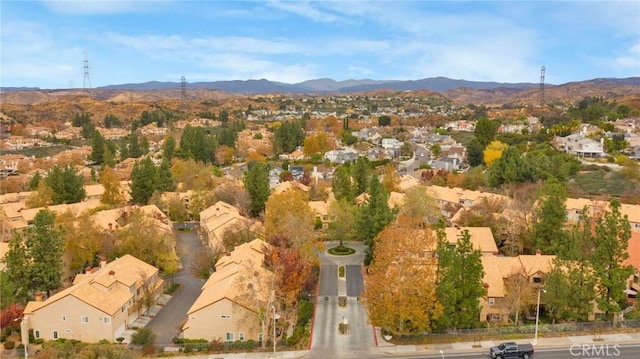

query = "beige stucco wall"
[
  {"left": 27, "top": 295, "right": 131, "bottom": 343},
  {"left": 184, "top": 298, "right": 262, "bottom": 342}
]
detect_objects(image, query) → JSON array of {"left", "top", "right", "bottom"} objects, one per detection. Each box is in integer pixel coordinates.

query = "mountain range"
[{"left": 2, "top": 77, "right": 639, "bottom": 94}]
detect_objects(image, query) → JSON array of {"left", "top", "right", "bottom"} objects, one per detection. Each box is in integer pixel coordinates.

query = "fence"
[{"left": 399, "top": 319, "right": 640, "bottom": 343}]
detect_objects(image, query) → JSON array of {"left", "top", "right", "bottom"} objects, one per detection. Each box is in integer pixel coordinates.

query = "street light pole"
[{"left": 533, "top": 288, "right": 546, "bottom": 345}]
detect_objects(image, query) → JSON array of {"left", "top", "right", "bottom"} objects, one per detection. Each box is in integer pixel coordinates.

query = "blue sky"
[{"left": 1, "top": 0, "right": 639, "bottom": 89}]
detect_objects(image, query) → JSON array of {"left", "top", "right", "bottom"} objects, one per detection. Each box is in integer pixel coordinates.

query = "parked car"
[{"left": 489, "top": 342, "right": 535, "bottom": 359}]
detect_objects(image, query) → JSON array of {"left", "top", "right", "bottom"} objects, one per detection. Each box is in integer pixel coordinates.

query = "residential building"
[
  {"left": 200, "top": 201, "right": 252, "bottom": 250},
  {"left": 22, "top": 255, "right": 163, "bottom": 343},
  {"left": 183, "top": 239, "right": 275, "bottom": 343},
  {"left": 553, "top": 133, "right": 605, "bottom": 158}
]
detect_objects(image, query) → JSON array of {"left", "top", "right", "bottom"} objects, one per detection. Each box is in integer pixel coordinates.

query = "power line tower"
[
  {"left": 83, "top": 52, "right": 92, "bottom": 89},
  {"left": 539, "top": 66, "right": 545, "bottom": 108}
]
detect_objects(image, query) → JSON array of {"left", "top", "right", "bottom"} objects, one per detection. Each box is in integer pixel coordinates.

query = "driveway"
[
  {"left": 308, "top": 241, "right": 377, "bottom": 358},
  {"left": 145, "top": 229, "right": 206, "bottom": 346}
]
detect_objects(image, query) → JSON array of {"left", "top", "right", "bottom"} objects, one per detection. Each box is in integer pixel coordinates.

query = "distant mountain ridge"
[{"left": 2, "top": 77, "right": 638, "bottom": 94}]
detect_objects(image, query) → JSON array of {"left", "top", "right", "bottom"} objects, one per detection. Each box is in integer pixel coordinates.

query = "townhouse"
[
  {"left": 22, "top": 255, "right": 163, "bottom": 343},
  {"left": 183, "top": 239, "right": 275, "bottom": 343},
  {"left": 199, "top": 201, "right": 252, "bottom": 250}
]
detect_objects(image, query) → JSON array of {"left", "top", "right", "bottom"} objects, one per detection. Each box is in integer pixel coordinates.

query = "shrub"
[
  {"left": 116, "top": 337, "right": 124, "bottom": 343},
  {"left": 209, "top": 337, "right": 224, "bottom": 352},
  {"left": 98, "top": 339, "right": 110, "bottom": 345},
  {"left": 33, "top": 338, "right": 45, "bottom": 345},
  {"left": 164, "top": 283, "right": 180, "bottom": 295},
  {"left": 4, "top": 340, "right": 15, "bottom": 349},
  {"left": 130, "top": 328, "right": 155, "bottom": 346},
  {"left": 338, "top": 265, "right": 345, "bottom": 277}
]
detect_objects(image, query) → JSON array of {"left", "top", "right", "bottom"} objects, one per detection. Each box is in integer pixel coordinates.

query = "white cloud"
[
  {"left": 39, "top": 0, "right": 170, "bottom": 15},
  {"left": 266, "top": 0, "right": 345, "bottom": 23}
]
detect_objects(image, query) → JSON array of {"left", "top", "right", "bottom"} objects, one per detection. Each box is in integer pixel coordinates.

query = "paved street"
[
  {"left": 309, "top": 242, "right": 376, "bottom": 359},
  {"left": 145, "top": 228, "right": 205, "bottom": 345}
]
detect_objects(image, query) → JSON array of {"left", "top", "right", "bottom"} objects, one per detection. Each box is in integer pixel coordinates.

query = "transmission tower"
[
  {"left": 181, "top": 76, "right": 186, "bottom": 102},
  {"left": 83, "top": 52, "right": 92, "bottom": 89},
  {"left": 539, "top": 66, "right": 545, "bottom": 107}
]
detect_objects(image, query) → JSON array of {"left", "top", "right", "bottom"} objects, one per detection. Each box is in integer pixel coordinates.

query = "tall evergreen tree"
[
  {"left": 244, "top": 161, "right": 270, "bottom": 217},
  {"left": 130, "top": 157, "right": 158, "bottom": 205},
  {"left": 474, "top": 117, "right": 497, "bottom": 147},
  {"left": 157, "top": 158, "right": 176, "bottom": 192},
  {"left": 163, "top": 135, "right": 176, "bottom": 161},
  {"left": 352, "top": 156, "right": 373, "bottom": 196},
  {"left": 129, "top": 132, "right": 142, "bottom": 158},
  {"left": 45, "top": 165, "right": 86, "bottom": 204},
  {"left": 332, "top": 164, "right": 356, "bottom": 202},
  {"left": 466, "top": 138, "right": 484, "bottom": 167},
  {"left": 4, "top": 209, "right": 65, "bottom": 301},
  {"left": 90, "top": 131, "right": 105, "bottom": 164},
  {"left": 28, "top": 171, "right": 42, "bottom": 190},
  {"left": 531, "top": 179, "right": 568, "bottom": 253},
  {"left": 434, "top": 229, "right": 486, "bottom": 330},
  {"left": 358, "top": 176, "right": 394, "bottom": 265},
  {"left": 591, "top": 199, "right": 634, "bottom": 319}
]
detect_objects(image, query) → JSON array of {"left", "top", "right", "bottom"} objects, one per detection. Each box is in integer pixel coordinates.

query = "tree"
[
  {"left": 163, "top": 135, "right": 176, "bottom": 161},
  {"left": 100, "top": 166, "right": 125, "bottom": 206},
  {"left": 331, "top": 164, "right": 356, "bottom": 202},
  {"left": 591, "top": 199, "right": 634, "bottom": 320},
  {"left": 45, "top": 165, "right": 86, "bottom": 204},
  {"left": 244, "top": 161, "right": 270, "bottom": 217},
  {"left": 115, "top": 210, "right": 176, "bottom": 271},
  {"left": 4, "top": 210, "right": 64, "bottom": 301},
  {"left": 103, "top": 113, "right": 122, "bottom": 128},
  {"left": 265, "top": 189, "right": 316, "bottom": 261},
  {"left": 303, "top": 133, "right": 332, "bottom": 158},
  {"left": 28, "top": 170, "right": 42, "bottom": 190},
  {"left": 214, "top": 145, "right": 235, "bottom": 165},
  {"left": 433, "top": 229, "right": 486, "bottom": 331},
  {"left": 397, "top": 186, "right": 441, "bottom": 228},
  {"left": 90, "top": 131, "right": 105, "bottom": 165},
  {"left": 483, "top": 140, "right": 508, "bottom": 167},
  {"left": 357, "top": 176, "right": 394, "bottom": 265},
  {"left": 531, "top": 179, "right": 568, "bottom": 254},
  {"left": 378, "top": 115, "right": 391, "bottom": 126},
  {"left": 25, "top": 180, "right": 53, "bottom": 208},
  {"left": 487, "top": 146, "right": 534, "bottom": 187},
  {"left": 56, "top": 211, "right": 102, "bottom": 275},
  {"left": 130, "top": 157, "right": 158, "bottom": 205},
  {"left": 325, "top": 199, "right": 358, "bottom": 244},
  {"left": 352, "top": 156, "right": 373, "bottom": 196},
  {"left": 466, "top": 138, "right": 484, "bottom": 167},
  {"left": 474, "top": 118, "right": 497, "bottom": 147},
  {"left": 273, "top": 121, "right": 305, "bottom": 154},
  {"left": 381, "top": 163, "right": 399, "bottom": 193},
  {"left": 157, "top": 158, "right": 176, "bottom": 192},
  {"left": 364, "top": 226, "right": 442, "bottom": 336},
  {"left": 190, "top": 247, "right": 220, "bottom": 280},
  {"left": 129, "top": 132, "right": 142, "bottom": 158}
]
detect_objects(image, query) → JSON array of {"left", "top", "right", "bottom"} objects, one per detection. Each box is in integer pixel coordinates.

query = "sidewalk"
[
  {"left": 375, "top": 327, "right": 640, "bottom": 356},
  {"left": 119, "top": 294, "right": 172, "bottom": 344}
]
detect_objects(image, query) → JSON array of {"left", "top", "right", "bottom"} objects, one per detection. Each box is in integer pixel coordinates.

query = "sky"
[{"left": 1, "top": 0, "right": 639, "bottom": 89}]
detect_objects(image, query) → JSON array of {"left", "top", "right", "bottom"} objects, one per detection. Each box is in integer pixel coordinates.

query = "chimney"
[
  {"left": 100, "top": 256, "right": 107, "bottom": 269},
  {"left": 492, "top": 251, "right": 498, "bottom": 256},
  {"left": 108, "top": 270, "right": 115, "bottom": 280},
  {"left": 35, "top": 292, "right": 43, "bottom": 302},
  {"left": 85, "top": 267, "right": 92, "bottom": 274},
  {"left": 108, "top": 223, "right": 113, "bottom": 231},
  {"left": 535, "top": 249, "right": 542, "bottom": 256},
  {"left": 483, "top": 283, "right": 489, "bottom": 289}
]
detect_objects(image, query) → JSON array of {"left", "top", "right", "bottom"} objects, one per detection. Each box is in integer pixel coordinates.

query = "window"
[
  {"left": 81, "top": 316, "right": 89, "bottom": 323},
  {"left": 239, "top": 332, "right": 245, "bottom": 341},
  {"left": 65, "top": 329, "right": 71, "bottom": 334},
  {"left": 488, "top": 298, "right": 495, "bottom": 305},
  {"left": 104, "top": 317, "right": 111, "bottom": 324},
  {"left": 490, "top": 314, "right": 501, "bottom": 322},
  {"left": 221, "top": 315, "right": 231, "bottom": 319},
  {"left": 258, "top": 333, "right": 263, "bottom": 343},
  {"left": 121, "top": 305, "right": 126, "bottom": 313},
  {"left": 61, "top": 315, "right": 66, "bottom": 321},
  {"left": 34, "top": 331, "right": 40, "bottom": 339},
  {"left": 53, "top": 331, "right": 59, "bottom": 339},
  {"left": 532, "top": 277, "right": 542, "bottom": 284},
  {"left": 225, "top": 332, "right": 234, "bottom": 342}
]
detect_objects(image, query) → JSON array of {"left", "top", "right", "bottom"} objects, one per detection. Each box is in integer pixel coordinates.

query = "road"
[
  {"left": 384, "top": 344, "right": 640, "bottom": 359},
  {"left": 309, "top": 242, "right": 376, "bottom": 359},
  {"left": 145, "top": 228, "right": 205, "bottom": 345}
]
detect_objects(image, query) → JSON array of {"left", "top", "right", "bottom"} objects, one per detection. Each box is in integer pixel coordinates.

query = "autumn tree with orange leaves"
[{"left": 363, "top": 226, "right": 442, "bottom": 336}]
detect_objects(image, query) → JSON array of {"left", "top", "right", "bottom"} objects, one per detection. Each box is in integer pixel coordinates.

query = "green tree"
[
  {"left": 90, "top": 131, "right": 105, "bottom": 164},
  {"left": 103, "top": 113, "right": 122, "bottom": 128},
  {"left": 28, "top": 170, "right": 42, "bottom": 190},
  {"left": 331, "top": 164, "right": 356, "bottom": 202},
  {"left": 591, "top": 199, "right": 634, "bottom": 320},
  {"left": 434, "top": 229, "right": 486, "bottom": 331},
  {"left": 163, "top": 135, "right": 176, "bottom": 161},
  {"left": 531, "top": 179, "right": 568, "bottom": 253},
  {"left": 466, "top": 138, "right": 484, "bottom": 167},
  {"left": 352, "top": 156, "right": 373, "bottom": 196},
  {"left": 378, "top": 115, "right": 391, "bottom": 126},
  {"left": 273, "top": 121, "right": 305, "bottom": 154},
  {"left": 129, "top": 132, "right": 142, "bottom": 158},
  {"left": 487, "top": 146, "right": 535, "bottom": 187},
  {"left": 474, "top": 118, "right": 497, "bottom": 147},
  {"left": 130, "top": 157, "right": 158, "bottom": 205},
  {"left": 4, "top": 210, "right": 64, "bottom": 301},
  {"left": 0, "top": 271, "right": 18, "bottom": 309},
  {"left": 325, "top": 199, "right": 358, "bottom": 244},
  {"left": 45, "top": 165, "right": 86, "bottom": 204},
  {"left": 357, "top": 176, "right": 395, "bottom": 265},
  {"left": 157, "top": 158, "right": 176, "bottom": 192},
  {"left": 180, "top": 124, "right": 217, "bottom": 163},
  {"left": 244, "top": 161, "right": 270, "bottom": 217}
]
